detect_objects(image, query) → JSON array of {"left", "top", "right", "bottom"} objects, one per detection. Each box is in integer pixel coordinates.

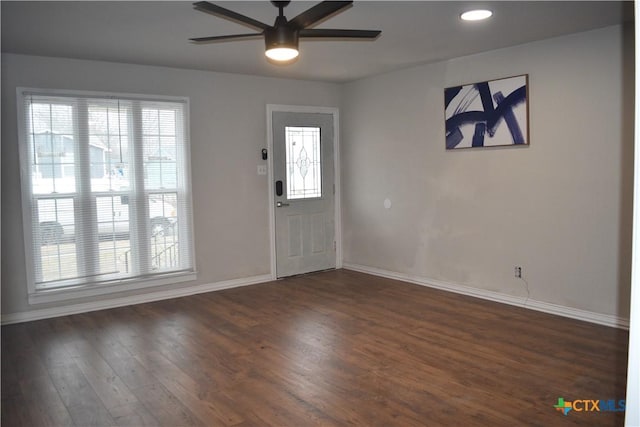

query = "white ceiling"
[{"left": 1, "top": 1, "right": 633, "bottom": 83}]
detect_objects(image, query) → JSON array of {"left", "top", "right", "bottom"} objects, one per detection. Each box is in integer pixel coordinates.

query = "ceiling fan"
[{"left": 190, "top": 1, "right": 381, "bottom": 62}]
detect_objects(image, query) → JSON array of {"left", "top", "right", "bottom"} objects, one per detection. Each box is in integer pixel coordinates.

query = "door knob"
[{"left": 276, "top": 201, "right": 290, "bottom": 207}]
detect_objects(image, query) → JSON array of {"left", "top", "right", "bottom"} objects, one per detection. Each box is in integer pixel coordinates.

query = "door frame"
[{"left": 266, "top": 104, "right": 342, "bottom": 279}]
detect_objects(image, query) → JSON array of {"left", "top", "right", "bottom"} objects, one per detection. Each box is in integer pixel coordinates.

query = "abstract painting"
[{"left": 444, "top": 75, "right": 529, "bottom": 149}]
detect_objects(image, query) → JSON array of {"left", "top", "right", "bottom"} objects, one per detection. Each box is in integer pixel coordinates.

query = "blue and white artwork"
[{"left": 445, "top": 75, "right": 528, "bottom": 149}]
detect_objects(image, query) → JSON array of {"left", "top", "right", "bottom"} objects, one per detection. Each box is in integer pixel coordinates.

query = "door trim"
[{"left": 266, "top": 104, "right": 342, "bottom": 279}]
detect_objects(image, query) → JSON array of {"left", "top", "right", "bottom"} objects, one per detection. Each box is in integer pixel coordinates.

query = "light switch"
[{"left": 257, "top": 165, "right": 267, "bottom": 175}]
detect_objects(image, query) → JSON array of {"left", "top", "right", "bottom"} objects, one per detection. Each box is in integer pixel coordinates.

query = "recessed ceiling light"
[{"left": 460, "top": 9, "right": 493, "bottom": 21}]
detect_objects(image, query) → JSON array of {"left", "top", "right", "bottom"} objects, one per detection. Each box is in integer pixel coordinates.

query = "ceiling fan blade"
[
  {"left": 193, "top": 1, "right": 269, "bottom": 31},
  {"left": 190, "top": 33, "right": 263, "bottom": 43},
  {"left": 299, "top": 29, "right": 381, "bottom": 39},
  {"left": 289, "top": 1, "right": 353, "bottom": 29}
]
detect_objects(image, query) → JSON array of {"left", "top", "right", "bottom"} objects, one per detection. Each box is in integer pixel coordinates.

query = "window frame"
[{"left": 17, "top": 87, "right": 197, "bottom": 305}]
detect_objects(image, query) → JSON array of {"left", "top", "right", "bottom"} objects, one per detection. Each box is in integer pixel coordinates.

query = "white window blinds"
[{"left": 18, "top": 89, "right": 195, "bottom": 297}]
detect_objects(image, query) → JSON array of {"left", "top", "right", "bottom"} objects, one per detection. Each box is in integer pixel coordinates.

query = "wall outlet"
[{"left": 515, "top": 266, "right": 522, "bottom": 278}]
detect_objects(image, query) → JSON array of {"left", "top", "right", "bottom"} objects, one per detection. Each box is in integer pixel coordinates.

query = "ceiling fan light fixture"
[
  {"left": 191, "top": 1, "right": 381, "bottom": 64},
  {"left": 264, "top": 24, "right": 299, "bottom": 61},
  {"left": 460, "top": 9, "right": 493, "bottom": 21}
]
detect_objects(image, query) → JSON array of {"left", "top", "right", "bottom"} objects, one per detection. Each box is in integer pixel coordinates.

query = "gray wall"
[
  {"left": 1, "top": 53, "right": 341, "bottom": 315},
  {"left": 2, "top": 24, "right": 634, "bottom": 321},
  {"left": 341, "top": 25, "right": 634, "bottom": 319}
]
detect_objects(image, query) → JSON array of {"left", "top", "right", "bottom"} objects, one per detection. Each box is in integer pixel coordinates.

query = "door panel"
[
  {"left": 311, "top": 213, "right": 325, "bottom": 254},
  {"left": 287, "top": 215, "right": 303, "bottom": 257},
  {"left": 272, "top": 111, "right": 335, "bottom": 277}
]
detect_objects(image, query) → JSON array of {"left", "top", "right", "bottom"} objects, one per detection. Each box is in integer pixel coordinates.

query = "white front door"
[{"left": 272, "top": 111, "right": 335, "bottom": 278}]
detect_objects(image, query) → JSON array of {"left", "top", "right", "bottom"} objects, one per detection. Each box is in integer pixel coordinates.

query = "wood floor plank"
[
  {"left": 107, "top": 402, "right": 159, "bottom": 427},
  {"left": 45, "top": 358, "right": 116, "bottom": 426},
  {"left": 73, "top": 354, "right": 140, "bottom": 411},
  {"left": 132, "top": 381, "right": 204, "bottom": 427},
  {"left": 79, "top": 333, "right": 158, "bottom": 391},
  {"left": 1, "top": 269, "right": 628, "bottom": 426},
  {"left": 1, "top": 396, "right": 40, "bottom": 427},
  {"left": 18, "top": 375, "right": 76, "bottom": 426},
  {"left": 133, "top": 349, "right": 245, "bottom": 426}
]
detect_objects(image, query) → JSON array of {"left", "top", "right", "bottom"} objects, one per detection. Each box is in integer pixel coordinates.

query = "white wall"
[
  {"left": 341, "top": 25, "right": 634, "bottom": 321},
  {"left": 1, "top": 53, "right": 340, "bottom": 317}
]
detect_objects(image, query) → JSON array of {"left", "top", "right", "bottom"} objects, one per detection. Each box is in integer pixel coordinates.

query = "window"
[
  {"left": 18, "top": 89, "right": 195, "bottom": 303},
  {"left": 285, "top": 126, "right": 322, "bottom": 199}
]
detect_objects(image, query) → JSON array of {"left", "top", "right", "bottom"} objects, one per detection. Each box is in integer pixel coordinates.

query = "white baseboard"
[
  {"left": 4, "top": 265, "right": 629, "bottom": 330},
  {"left": 1, "top": 274, "right": 273, "bottom": 325},
  {"left": 343, "top": 263, "right": 630, "bottom": 330}
]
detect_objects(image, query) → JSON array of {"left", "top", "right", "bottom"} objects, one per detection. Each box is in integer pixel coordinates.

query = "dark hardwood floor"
[{"left": 1, "top": 269, "right": 629, "bottom": 426}]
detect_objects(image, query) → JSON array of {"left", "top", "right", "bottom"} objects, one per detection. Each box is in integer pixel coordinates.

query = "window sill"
[{"left": 28, "top": 271, "right": 197, "bottom": 305}]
